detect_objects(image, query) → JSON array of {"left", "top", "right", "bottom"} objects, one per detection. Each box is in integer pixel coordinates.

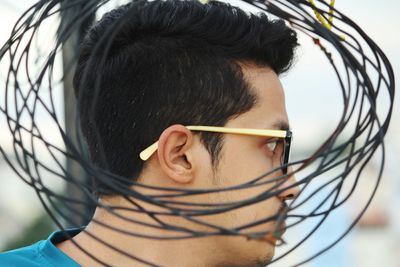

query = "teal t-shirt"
[{"left": 0, "top": 229, "right": 81, "bottom": 266}]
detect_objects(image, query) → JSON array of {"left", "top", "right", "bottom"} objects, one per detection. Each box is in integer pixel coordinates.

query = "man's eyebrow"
[{"left": 269, "top": 120, "right": 290, "bottom": 131}]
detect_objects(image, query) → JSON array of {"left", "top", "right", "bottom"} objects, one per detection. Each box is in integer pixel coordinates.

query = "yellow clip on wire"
[
  {"left": 308, "top": 0, "right": 345, "bottom": 40},
  {"left": 308, "top": 0, "right": 335, "bottom": 30}
]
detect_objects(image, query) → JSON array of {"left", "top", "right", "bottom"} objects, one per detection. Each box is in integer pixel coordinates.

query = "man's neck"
[{"left": 56, "top": 207, "right": 218, "bottom": 267}]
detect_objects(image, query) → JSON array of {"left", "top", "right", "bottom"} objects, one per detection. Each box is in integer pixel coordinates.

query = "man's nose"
[{"left": 277, "top": 166, "right": 300, "bottom": 200}]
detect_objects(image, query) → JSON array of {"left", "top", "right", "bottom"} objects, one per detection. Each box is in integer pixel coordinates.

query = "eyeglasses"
[{"left": 139, "top": 125, "right": 292, "bottom": 174}]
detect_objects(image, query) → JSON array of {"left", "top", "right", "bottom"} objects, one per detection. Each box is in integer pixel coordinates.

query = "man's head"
[
  {"left": 73, "top": 0, "right": 299, "bottom": 265},
  {"left": 74, "top": 0, "right": 297, "bottom": 193}
]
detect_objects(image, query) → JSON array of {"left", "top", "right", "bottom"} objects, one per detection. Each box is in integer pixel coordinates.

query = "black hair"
[{"left": 73, "top": 0, "right": 298, "bottom": 196}]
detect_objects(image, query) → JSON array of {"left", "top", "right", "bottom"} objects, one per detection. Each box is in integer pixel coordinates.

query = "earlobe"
[{"left": 156, "top": 125, "right": 195, "bottom": 184}]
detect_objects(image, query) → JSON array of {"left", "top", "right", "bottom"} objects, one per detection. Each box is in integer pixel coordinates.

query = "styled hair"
[{"left": 73, "top": 0, "right": 298, "bottom": 195}]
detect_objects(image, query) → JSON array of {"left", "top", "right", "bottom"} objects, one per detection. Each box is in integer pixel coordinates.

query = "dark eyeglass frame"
[{"left": 281, "top": 130, "right": 292, "bottom": 175}]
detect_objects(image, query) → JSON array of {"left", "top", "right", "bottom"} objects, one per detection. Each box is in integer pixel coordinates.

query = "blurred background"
[{"left": 0, "top": 0, "right": 398, "bottom": 266}]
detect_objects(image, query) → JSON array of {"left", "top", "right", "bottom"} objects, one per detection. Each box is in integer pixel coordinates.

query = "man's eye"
[{"left": 265, "top": 140, "right": 278, "bottom": 152}]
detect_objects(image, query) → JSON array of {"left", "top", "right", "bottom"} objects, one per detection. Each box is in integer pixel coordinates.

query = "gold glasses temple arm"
[{"left": 139, "top": 126, "right": 288, "bottom": 161}]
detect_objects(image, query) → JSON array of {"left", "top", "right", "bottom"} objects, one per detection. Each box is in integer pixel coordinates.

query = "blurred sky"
[{"left": 0, "top": 0, "right": 399, "bottom": 266}]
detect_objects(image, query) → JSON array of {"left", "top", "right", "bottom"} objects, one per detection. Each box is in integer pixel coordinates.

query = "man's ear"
[{"left": 156, "top": 124, "right": 195, "bottom": 184}]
